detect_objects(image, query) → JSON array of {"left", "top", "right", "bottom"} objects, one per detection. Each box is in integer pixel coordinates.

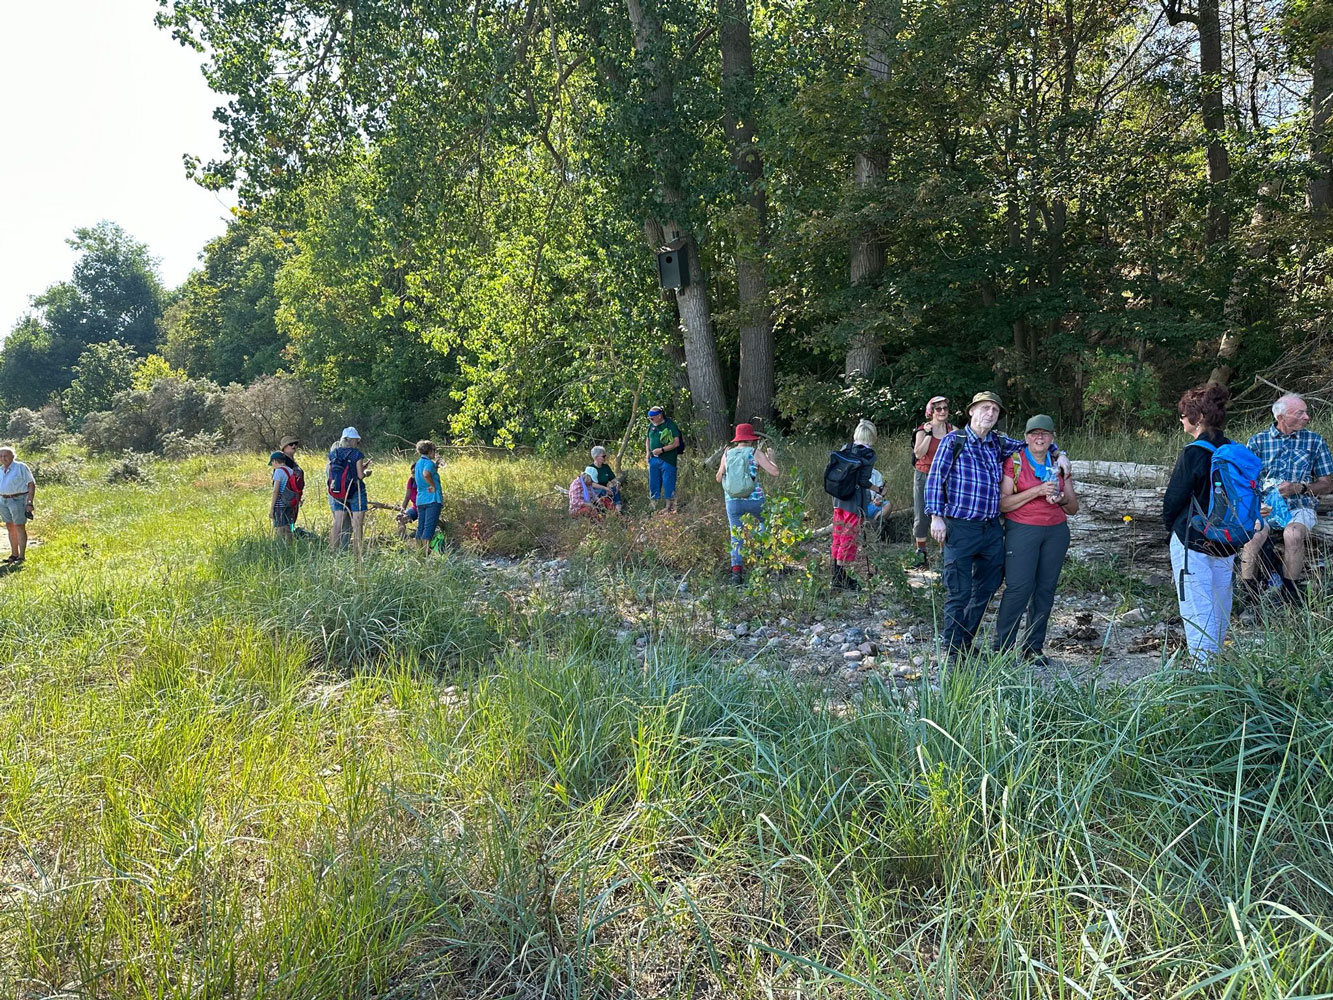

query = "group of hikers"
[
  {"left": 559, "top": 385, "right": 1330, "bottom": 669},
  {"left": 4, "top": 380, "right": 1324, "bottom": 669},
  {"left": 252, "top": 385, "right": 1332, "bottom": 668}
]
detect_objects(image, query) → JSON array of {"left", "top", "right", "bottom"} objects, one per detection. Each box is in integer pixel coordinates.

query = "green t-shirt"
[
  {"left": 594, "top": 463, "right": 616, "bottom": 486},
  {"left": 648, "top": 419, "right": 682, "bottom": 466}
]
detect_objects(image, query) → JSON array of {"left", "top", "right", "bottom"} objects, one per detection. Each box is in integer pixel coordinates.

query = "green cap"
[
  {"left": 269, "top": 451, "right": 285, "bottom": 462},
  {"left": 968, "top": 390, "right": 1004, "bottom": 413},
  {"left": 1024, "top": 414, "right": 1056, "bottom": 434}
]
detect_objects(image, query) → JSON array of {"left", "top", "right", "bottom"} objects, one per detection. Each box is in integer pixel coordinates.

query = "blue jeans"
[
  {"left": 649, "top": 457, "right": 677, "bottom": 500},
  {"left": 725, "top": 496, "right": 764, "bottom": 569},
  {"left": 415, "top": 501, "right": 442, "bottom": 541},
  {"left": 941, "top": 517, "right": 1006, "bottom": 654},
  {"left": 328, "top": 483, "right": 367, "bottom": 513}
]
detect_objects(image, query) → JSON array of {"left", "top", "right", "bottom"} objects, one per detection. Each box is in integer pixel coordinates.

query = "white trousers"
[{"left": 1170, "top": 534, "right": 1235, "bottom": 665}]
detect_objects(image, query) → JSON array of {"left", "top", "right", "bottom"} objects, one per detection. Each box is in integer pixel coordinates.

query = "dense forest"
[{"left": 3, "top": 0, "right": 1332, "bottom": 449}]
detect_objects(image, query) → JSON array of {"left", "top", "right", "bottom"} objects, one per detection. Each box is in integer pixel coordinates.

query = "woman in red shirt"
[
  {"left": 993, "top": 414, "right": 1080, "bottom": 664},
  {"left": 912, "top": 395, "right": 954, "bottom": 567}
]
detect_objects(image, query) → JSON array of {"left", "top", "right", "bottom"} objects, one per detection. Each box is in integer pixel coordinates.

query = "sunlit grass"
[{"left": 0, "top": 450, "right": 1330, "bottom": 997}]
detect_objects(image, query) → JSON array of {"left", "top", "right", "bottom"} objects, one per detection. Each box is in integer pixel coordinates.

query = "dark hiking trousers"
[
  {"left": 994, "top": 520, "right": 1070, "bottom": 655},
  {"left": 941, "top": 516, "right": 1006, "bottom": 653}
]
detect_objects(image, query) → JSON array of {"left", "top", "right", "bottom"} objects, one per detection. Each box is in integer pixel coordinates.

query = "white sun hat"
[{"left": 342, "top": 426, "right": 361, "bottom": 439}]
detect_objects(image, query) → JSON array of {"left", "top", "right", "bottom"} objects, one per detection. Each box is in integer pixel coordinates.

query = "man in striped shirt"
[{"left": 925, "top": 391, "right": 1070, "bottom": 660}]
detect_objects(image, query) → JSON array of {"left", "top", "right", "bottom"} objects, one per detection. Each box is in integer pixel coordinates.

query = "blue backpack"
[{"left": 1186, "top": 439, "right": 1262, "bottom": 553}]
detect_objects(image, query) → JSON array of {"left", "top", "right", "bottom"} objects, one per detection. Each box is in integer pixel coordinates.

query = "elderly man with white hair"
[
  {"left": 1241, "top": 394, "right": 1333, "bottom": 605},
  {"left": 0, "top": 446, "right": 36, "bottom": 564}
]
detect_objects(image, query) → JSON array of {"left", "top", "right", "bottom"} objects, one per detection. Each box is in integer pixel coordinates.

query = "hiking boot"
[
  {"left": 912, "top": 548, "right": 929, "bottom": 569},
  {"left": 833, "top": 568, "right": 861, "bottom": 592}
]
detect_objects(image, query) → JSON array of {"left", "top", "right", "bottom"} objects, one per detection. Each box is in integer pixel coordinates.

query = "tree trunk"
[
  {"left": 1199, "top": 0, "right": 1232, "bottom": 246},
  {"left": 845, "top": 21, "right": 889, "bottom": 378},
  {"left": 1310, "top": 37, "right": 1332, "bottom": 218},
  {"left": 1212, "top": 182, "right": 1276, "bottom": 385},
  {"left": 719, "top": 0, "right": 773, "bottom": 424},
  {"left": 670, "top": 229, "right": 731, "bottom": 442},
  {"left": 624, "top": 0, "right": 730, "bottom": 444}
]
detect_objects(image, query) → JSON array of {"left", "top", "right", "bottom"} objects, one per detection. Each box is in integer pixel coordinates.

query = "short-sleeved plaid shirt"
[{"left": 1245, "top": 425, "right": 1333, "bottom": 512}]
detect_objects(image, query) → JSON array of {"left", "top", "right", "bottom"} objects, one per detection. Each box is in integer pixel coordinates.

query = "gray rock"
[
  {"left": 843, "top": 650, "right": 864, "bottom": 662},
  {"left": 767, "top": 637, "right": 783, "bottom": 647},
  {"left": 858, "top": 641, "right": 876, "bottom": 656},
  {"left": 1118, "top": 608, "right": 1148, "bottom": 625},
  {"left": 810, "top": 623, "right": 826, "bottom": 636},
  {"left": 815, "top": 662, "right": 832, "bottom": 675},
  {"left": 828, "top": 632, "right": 846, "bottom": 644},
  {"left": 734, "top": 623, "right": 749, "bottom": 637},
  {"left": 845, "top": 627, "right": 866, "bottom": 643},
  {"left": 912, "top": 655, "right": 925, "bottom": 668}
]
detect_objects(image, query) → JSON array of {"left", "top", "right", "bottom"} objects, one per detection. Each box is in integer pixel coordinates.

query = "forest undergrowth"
[{"left": 0, "top": 447, "right": 1330, "bottom": 998}]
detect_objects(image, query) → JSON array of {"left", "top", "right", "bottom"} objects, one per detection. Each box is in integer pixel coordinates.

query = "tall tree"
[
  {"left": 719, "top": 0, "right": 774, "bottom": 423},
  {"left": 621, "top": 0, "right": 730, "bottom": 443},
  {"left": 845, "top": 16, "right": 889, "bottom": 379}
]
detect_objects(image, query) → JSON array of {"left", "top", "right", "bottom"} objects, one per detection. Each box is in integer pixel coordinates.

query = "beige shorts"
[{"left": 1268, "top": 507, "right": 1317, "bottom": 532}]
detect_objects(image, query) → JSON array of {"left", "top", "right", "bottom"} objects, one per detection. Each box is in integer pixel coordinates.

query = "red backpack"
[{"left": 286, "top": 466, "right": 305, "bottom": 510}]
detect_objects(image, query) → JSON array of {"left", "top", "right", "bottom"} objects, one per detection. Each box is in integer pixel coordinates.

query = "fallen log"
[
  {"left": 1070, "top": 460, "right": 1169, "bottom": 486},
  {"left": 1072, "top": 482, "right": 1333, "bottom": 542}
]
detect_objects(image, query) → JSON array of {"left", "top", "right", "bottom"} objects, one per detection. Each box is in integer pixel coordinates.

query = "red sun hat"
[{"left": 732, "top": 422, "right": 759, "bottom": 443}]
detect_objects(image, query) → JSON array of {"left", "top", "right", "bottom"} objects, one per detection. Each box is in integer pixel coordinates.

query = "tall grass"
[{"left": 1, "top": 451, "right": 1330, "bottom": 997}]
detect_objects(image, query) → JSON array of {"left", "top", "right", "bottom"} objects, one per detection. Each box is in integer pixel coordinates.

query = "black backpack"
[
  {"left": 824, "top": 445, "right": 871, "bottom": 501},
  {"left": 909, "top": 425, "right": 928, "bottom": 465}
]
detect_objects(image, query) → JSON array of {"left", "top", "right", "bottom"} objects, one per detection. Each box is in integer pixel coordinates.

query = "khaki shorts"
[{"left": 1270, "top": 506, "right": 1317, "bottom": 532}]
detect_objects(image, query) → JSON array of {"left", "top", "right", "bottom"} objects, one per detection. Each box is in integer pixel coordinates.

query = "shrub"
[
  {"left": 80, "top": 377, "right": 224, "bottom": 455},
  {"left": 21, "top": 425, "right": 68, "bottom": 452},
  {"left": 105, "top": 451, "right": 154, "bottom": 484},
  {"left": 28, "top": 458, "right": 82, "bottom": 486},
  {"left": 222, "top": 374, "right": 321, "bottom": 453},
  {"left": 161, "top": 429, "right": 226, "bottom": 461},
  {"left": 3, "top": 407, "right": 42, "bottom": 439}
]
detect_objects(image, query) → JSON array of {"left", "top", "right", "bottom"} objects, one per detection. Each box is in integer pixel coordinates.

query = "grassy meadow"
[{"left": 1, "top": 445, "right": 1331, "bottom": 998}]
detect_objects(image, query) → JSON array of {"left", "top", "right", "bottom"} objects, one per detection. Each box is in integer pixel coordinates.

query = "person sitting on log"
[
  {"left": 1239, "top": 394, "right": 1332, "bottom": 607},
  {"left": 588, "top": 446, "right": 623, "bottom": 512}
]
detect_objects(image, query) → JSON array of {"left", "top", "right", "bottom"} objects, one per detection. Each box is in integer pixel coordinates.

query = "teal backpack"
[{"left": 723, "top": 447, "right": 757, "bottom": 498}]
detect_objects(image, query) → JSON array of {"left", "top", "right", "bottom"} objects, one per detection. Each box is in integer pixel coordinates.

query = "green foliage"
[
  {"left": 80, "top": 377, "right": 223, "bottom": 456},
  {"left": 131, "top": 353, "right": 186, "bottom": 391},
  {"left": 160, "top": 211, "right": 294, "bottom": 383},
  {"left": 0, "top": 222, "right": 165, "bottom": 409},
  {"left": 63, "top": 340, "right": 139, "bottom": 424},
  {"left": 1081, "top": 349, "right": 1169, "bottom": 431},
  {"left": 735, "top": 476, "right": 813, "bottom": 583}
]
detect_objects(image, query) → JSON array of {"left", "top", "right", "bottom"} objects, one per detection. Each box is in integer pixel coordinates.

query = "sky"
[{"left": 0, "top": 0, "right": 234, "bottom": 337}]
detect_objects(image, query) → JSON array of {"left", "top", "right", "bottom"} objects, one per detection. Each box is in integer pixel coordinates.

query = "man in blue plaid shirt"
[
  {"left": 926, "top": 391, "right": 1070, "bottom": 661},
  {"left": 1240, "top": 394, "right": 1332, "bottom": 604}
]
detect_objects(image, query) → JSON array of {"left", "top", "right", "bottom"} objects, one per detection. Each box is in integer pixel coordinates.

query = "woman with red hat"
[
  {"left": 912, "top": 395, "right": 954, "bottom": 567},
  {"left": 715, "top": 422, "right": 781, "bottom": 584}
]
